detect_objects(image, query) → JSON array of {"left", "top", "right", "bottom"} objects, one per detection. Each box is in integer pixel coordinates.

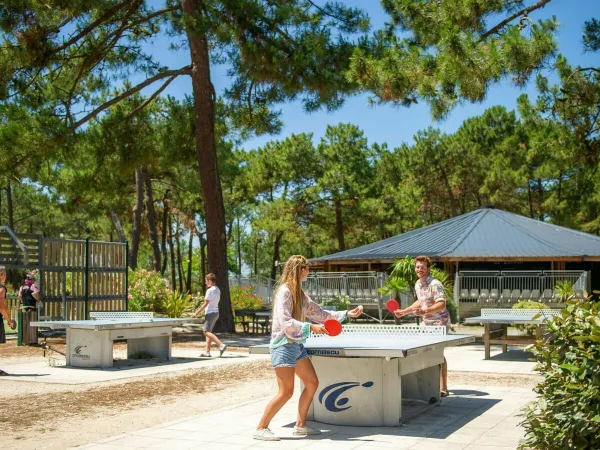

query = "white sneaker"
[
  {"left": 293, "top": 425, "right": 321, "bottom": 436},
  {"left": 254, "top": 428, "right": 280, "bottom": 441}
]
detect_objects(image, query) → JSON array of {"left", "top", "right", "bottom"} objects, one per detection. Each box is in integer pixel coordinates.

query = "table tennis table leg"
[
  {"left": 484, "top": 324, "right": 491, "bottom": 360},
  {"left": 502, "top": 325, "right": 508, "bottom": 354}
]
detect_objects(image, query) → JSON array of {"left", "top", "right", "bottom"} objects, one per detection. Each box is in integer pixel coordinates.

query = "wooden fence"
[{"left": 1, "top": 227, "right": 127, "bottom": 321}]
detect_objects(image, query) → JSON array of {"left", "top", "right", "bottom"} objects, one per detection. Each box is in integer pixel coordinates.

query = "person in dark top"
[
  {"left": 0, "top": 266, "right": 17, "bottom": 376},
  {"left": 19, "top": 273, "right": 41, "bottom": 310}
]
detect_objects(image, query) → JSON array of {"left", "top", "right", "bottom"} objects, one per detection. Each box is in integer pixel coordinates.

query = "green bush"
[
  {"left": 519, "top": 296, "right": 600, "bottom": 449},
  {"left": 230, "top": 285, "right": 264, "bottom": 311},
  {"left": 128, "top": 269, "right": 170, "bottom": 312},
  {"left": 163, "top": 290, "right": 192, "bottom": 318},
  {"left": 321, "top": 295, "right": 350, "bottom": 311},
  {"left": 513, "top": 300, "right": 549, "bottom": 336}
]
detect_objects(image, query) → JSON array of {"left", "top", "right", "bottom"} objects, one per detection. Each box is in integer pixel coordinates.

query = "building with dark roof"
[{"left": 309, "top": 207, "right": 600, "bottom": 292}]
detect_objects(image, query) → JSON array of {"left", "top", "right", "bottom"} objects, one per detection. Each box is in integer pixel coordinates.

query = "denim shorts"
[
  {"left": 204, "top": 312, "right": 219, "bottom": 332},
  {"left": 270, "top": 342, "right": 309, "bottom": 368}
]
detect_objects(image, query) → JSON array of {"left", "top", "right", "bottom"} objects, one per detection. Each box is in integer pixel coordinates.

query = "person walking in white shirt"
[{"left": 192, "top": 273, "right": 227, "bottom": 357}]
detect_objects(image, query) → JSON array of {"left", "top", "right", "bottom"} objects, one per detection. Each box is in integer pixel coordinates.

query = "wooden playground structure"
[{"left": 0, "top": 226, "right": 128, "bottom": 327}]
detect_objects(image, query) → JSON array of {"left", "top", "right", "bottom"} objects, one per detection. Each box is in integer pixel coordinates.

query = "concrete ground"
[
  {"left": 75, "top": 380, "right": 533, "bottom": 450},
  {"left": 10, "top": 341, "right": 533, "bottom": 450}
]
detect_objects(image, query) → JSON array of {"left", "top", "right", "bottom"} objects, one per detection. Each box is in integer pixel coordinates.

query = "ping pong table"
[
  {"left": 250, "top": 324, "right": 474, "bottom": 426},
  {"left": 31, "top": 312, "right": 197, "bottom": 368},
  {"left": 464, "top": 308, "right": 561, "bottom": 359}
]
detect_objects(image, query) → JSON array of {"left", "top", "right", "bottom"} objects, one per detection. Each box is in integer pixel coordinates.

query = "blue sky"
[{"left": 149, "top": 0, "right": 600, "bottom": 150}]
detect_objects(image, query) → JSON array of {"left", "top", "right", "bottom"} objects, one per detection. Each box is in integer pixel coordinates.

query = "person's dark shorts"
[
  {"left": 270, "top": 342, "right": 309, "bottom": 368},
  {"left": 203, "top": 312, "right": 219, "bottom": 332}
]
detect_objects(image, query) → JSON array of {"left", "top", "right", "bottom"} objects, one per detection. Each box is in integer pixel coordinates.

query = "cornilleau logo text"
[
  {"left": 308, "top": 349, "right": 340, "bottom": 355},
  {"left": 318, "top": 381, "right": 374, "bottom": 412},
  {"left": 72, "top": 345, "right": 90, "bottom": 359}
]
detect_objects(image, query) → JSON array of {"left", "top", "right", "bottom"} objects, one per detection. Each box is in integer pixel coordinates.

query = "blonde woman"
[{"left": 254, "top": 255, "right": 363, "bottom": 441}]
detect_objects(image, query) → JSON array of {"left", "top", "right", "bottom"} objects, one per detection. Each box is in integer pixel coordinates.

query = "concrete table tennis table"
[
  {"left": 31, "top": 312, "right": 197, "bottom": 368},
  {"left": 464, "top": 308, "right": 561, "bottom": 359},
  {"left": 250, "top": 324, "right": 474, "bottom": 426}
]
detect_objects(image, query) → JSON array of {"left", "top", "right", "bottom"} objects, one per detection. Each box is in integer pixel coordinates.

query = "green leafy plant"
[
  {"left": 513, "top": 300, "right": 549, "bottom": 336},
  {"left": 321, "top": 295, "right": 350, "bottom": 311},
  {"left": 163, "top": 290, "right": 192, "bottom": 318},
  {"left": 127, "top": 269, "right": 170, "bottom": 312},
  {"left": 519, "top": 294, "right": 600, "bottom": 449},
  {"left": 554, "top": 280, "right": 576, "bottom": 303}
]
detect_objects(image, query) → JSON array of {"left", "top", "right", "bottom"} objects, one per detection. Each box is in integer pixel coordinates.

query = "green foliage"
[
  {"left": 321, "top": 295, "right": 350, "bottom": 311},
  {"left": 348, "top": 1, "right": 558, "bottom": 120},
  {"left": 163, "top": 290, "right": 192, "bottom": 318},
  {"left": 513, "top": 300, "right": 549, "bottom": 336},
  {"left": 555, "top": 281, "right": 576, "bottom": 303},
  {"left": 127, "top": 269, "right": 170, "bottom": 312},
  {"left": 229, "top": 285, "right": 264, "bottom": 312},
  {"left": 519, "top": 296, "right": 600, "bottom": 449}
]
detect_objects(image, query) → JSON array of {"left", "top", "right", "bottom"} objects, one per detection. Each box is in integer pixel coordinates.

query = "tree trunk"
[
  {"left": 527, "top": 182, "right": 535, "bottom": 218},
  {"left": 199, "top": 231, "right": 206, "bottom": 294},
  {"left": 160, "top": 191, "right": 170, "bottom": 275},
  {"left": 182, "top": 0, "right": 233, "bottom": 333},
  {"left": 129, "top": 167, "right": 144, "bottom": 269},
  {"left": 109, "top": 210, "right": 127, "bottom": 242},
  {"left": 142, "top": 167, "right": 161, "bottom": 271},
  {"left": 271, "top": 231, "right": 283, "bottom": 281},
  {"left": 6, "top": 182, "right": 14, "bottom": 230},
  {"left": 236, "top": 217, "right": 242, "bottom": 274},
  {"left": 175, "top": 221, "right": 184, "bottom": 292},
  {"left": 186, "top": 228, "right": 193, "bottom": 293},
  {"left": 168, "top": 215, "right": 177, "bottom": 290},
  {"left": 537, "top": 177, "right": 544, "bottom": 220},
  {"left": 334, "top": 197, "right": 345, "bottom": 251}
]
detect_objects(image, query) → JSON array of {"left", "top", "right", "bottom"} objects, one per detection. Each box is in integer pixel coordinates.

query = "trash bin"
[{"left": 20, "top": 309, "right": 39, "bottom": 345}]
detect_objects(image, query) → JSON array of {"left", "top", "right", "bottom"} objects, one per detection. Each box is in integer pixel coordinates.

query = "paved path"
[
  {"left": 75, "top": 383, "right": 532, "bottom": 449},
  {"left": 68, "top": 342, "right": 537, "bottom": 449}
]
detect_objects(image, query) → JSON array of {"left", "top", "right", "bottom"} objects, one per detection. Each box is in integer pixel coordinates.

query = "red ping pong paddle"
[
  {"left": 386, "top": 299, "right": 400, "bottom": 313},
  {"left": 324, "top": 320, "right": 342, "bottom": 336}
]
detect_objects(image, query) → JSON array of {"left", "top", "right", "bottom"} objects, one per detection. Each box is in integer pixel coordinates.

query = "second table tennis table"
[
  {"left": 32, "top": 312, "right": 197, "bottom": 368},
  {"left": 250, "top": 324, "right": 474, "bottom": 426},
  {"left": 464, "top": 308, "right": 561, "bottom": 359}
]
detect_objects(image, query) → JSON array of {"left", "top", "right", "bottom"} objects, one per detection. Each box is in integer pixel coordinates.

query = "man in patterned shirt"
[{"left": 393, "top": 255, "right": 451, "bottom": 397}]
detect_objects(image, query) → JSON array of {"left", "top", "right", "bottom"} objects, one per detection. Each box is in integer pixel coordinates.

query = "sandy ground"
[{"left": 0, "top": 334, "right": 542, "bottom": 450}]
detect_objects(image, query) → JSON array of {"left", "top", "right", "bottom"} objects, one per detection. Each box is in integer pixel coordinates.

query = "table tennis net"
[
  {"left": 89, "top": 312, "right": 154, "bottom": 321},
  {"left": 480, "top": 309, "right": 560, "bottom": 318},
  {"left": 310, "top": 324, "right": 447, "bottom": 339}
]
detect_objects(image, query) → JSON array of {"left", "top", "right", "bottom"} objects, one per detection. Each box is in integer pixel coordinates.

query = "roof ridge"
[
  {"left": 442, "top": 208, "right": 488, "bottom": 255},
  {"left": 504, "top": 210, "right": 600, "bottom": 243},
  {"left": 491, "top": 210, "right": 569, "bottom": 253}
]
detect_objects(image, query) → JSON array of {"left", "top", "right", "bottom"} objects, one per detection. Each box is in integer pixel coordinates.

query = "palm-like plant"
[
  {"left": 554, "top": 280, "right": 575, "bottom": 303},
  {"left": 163, "top": 290, "right": 193, "bottom": 318}
]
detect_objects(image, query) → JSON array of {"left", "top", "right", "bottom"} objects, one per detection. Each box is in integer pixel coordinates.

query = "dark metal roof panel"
[{"left": 310, "top": 208, "right": 600, "bottom": 261}]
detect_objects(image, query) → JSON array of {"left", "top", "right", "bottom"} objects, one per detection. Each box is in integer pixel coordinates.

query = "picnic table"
[{"left": 234, "top": 309, "right": 271, "bottom": 334}]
